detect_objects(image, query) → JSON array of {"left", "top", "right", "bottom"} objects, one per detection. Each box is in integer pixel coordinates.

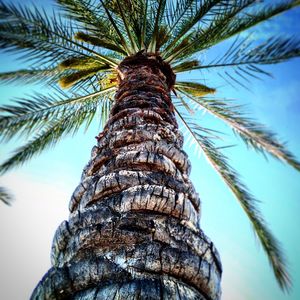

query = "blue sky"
[{"left": 0, "top": 1, "right": 300, "bottom": 299}]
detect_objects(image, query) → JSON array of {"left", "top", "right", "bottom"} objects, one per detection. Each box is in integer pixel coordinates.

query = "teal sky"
[{"left": 0, "top": 1, "right": 300, "bottom": 299}]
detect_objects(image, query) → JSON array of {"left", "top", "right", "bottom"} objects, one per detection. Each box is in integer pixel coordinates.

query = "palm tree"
[{"left": 1, "top": 0, "right": 300, "bottom": 298}]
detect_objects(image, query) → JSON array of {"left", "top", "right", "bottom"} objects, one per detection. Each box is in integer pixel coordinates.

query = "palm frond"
[
  {"left": 175, "top": 108, "right": 291, "bottom": 291},
  {"left": 99, "top": 0, "right": 132, "bottom": 55},
  {"left": 0, "top": 112, "right": 89, "bottom": 174},
  {"left": 0, "top": 93, "right": 113, "bottom": 174},
  {"left": 0, "top": 68, "right": 58, "bottom": 85},
  {"left": 0, "top": 187, "right": 13, "bottom": 205},
  {"left": 104, "top": 0, "right": 148, "bottom": 50},
  {"left": 56, "top": 0, "right": 116, "bottom": 37},
  {"left": 220, "top": 0, "right": 300, "bottom": 45},
  {"left": 178, "top": 90, "right": 300, "bottom": 172},
  {"left": 56, "top": 0, "right": 99, "bottom": 27},
  {"left": 167, "top": 0, "right": 300, "bottom": 61},
  {"left": 148, "top": 0, "right": 167, "bottom": 52},
  {"left": 0, "top": 1, "right": 118, "bottom": 67},
  {"left": 175, "top": 91, "right": 195, "bottom": 115},
  {"left": 163, "top": 0, "right": 223, "bottom": 56},
  {"left": 114, "top": 0, "right": 140, "bottom": 52},
  {"left": 186, "top": 37, "right": 300, "bottom": 84},
  {"left": 163, "top": 32, "right": 193, "bottom": 62},
  {"left": 164, "top": 0, "right": 195, "bottom": 32},
  {"left": 164, "top": 1, "right": 255, "bottom": 61},
  {"left": 0, "top": 87, "right": 115, "bottom": 142}
]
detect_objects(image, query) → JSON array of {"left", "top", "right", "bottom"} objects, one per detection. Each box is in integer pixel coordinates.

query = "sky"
[{"left": 0, "top": 1, "right": 300, "bottom": 300}]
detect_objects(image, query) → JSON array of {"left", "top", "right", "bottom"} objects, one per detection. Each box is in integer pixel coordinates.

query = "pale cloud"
[{"left": 0, "top": 172, "right": 70, "bottom": 300}]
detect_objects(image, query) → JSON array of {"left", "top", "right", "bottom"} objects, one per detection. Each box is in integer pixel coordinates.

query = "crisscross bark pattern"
[{"left": 31, "top": 54, "right": 222, "bottom": 300}]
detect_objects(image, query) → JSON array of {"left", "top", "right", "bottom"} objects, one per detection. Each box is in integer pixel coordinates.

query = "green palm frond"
[
  {"left": 142, "top": 0, "right": 155, "bottom": 48},
  {"left": 0, "top": 111, "right": 90, "bottom": 174},
  {"left": 163, "top": 33, "right": 193, "bottom": 62},
  {"left": 178, "top": 90, "right": 300, "bottom": 171},
  {"left": 0, "top": 68, "right": 58, "bottom": 85},
  {"left": 164, "top": 0, "right": 195, "bottom": 30},
  {"left": 99, "top": 0, "right": 133, "bottom": 55},
  {"left": 0, "top": 187, "right": 13, "bottom": 205},
  {"left": 57, "top": 0, "right": 130, "bottom": 55},
  {"left": 220, "top": 0, "right": 300, "bottom": 46},
  {"left": 104, "top": 0, "right": 149, "bottom": 49},
  {"left": 164, "top": 0, "right": 300, "bottom": 61},
  {"left": 175, "top": 91, "right": 195, "bottom": 115},
  {"left": 184, "top": 37, "right": 300, "bottom": 86},
  {"left": 163, "top": 0, "right": 253, "bottom": 62},
  {"left": 56, "top": 0, "right": 116, "bottom": 37},
  {"left": 175, "top": 108, "right": 291, "bottom": 291},
  {"left": 148, "top": 0, "right": 167, "bottom": 52},
  {"left": 0, "top": 1, "right": 118, "bottom": 67},
  {"left": 0, "top": 87, "right": 115, "bottom": 142},
  {"left": 114, "top": 0, "right": 140, "bottom": 53},
  {"left": 56, "top": 0, "right": 100, "bottom": 27},
  {"left": 163, "top": 0, "right": 224, "bottom": 56},
  {"left": 0, "top": 93, "right": 113, "bottom": 174}
]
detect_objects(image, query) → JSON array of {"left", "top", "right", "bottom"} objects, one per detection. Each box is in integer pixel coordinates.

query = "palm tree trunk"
[{"left": 31, "top": 53, "right": 222, "bottom": 300}]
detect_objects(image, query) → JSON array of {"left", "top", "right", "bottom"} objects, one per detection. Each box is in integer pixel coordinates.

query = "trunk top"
[{"left": 118, "top": 51, "right": 176, "bottom": 90}]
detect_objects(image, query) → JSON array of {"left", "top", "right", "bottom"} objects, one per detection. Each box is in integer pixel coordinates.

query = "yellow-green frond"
[
  {"left": 175, "top": 81, "right": 216, "bottom": 97},
  {"left": 172, "top": 60, "right": 200, "bottom": 73},
  {"left": 59, "top": 67, "right": 109, "bottom": 88},
  {"left": 59, "top": 56, "right": 106, "bottom": 71}
]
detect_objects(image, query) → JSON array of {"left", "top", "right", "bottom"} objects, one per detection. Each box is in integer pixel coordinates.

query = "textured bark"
[{"left": 31, "top": 53, "right": 222, "bottom": 299}]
